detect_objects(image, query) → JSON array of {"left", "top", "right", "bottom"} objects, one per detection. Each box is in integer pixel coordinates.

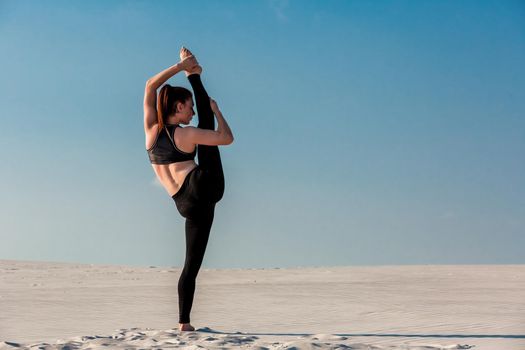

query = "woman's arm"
[
  {"left": 211, "top": 99, "right": 234, "bottom": 142},
  {"left": 146, "top": 56, "right": 197, "bottom": 90},
  {"left": 144, "top": 56, "right": 198, "bottom": 130},
  {"left": 185, "top": 106, "right": 234, "bottom": 146},
  {"left": 184, "top": 97, "right": 234, "bottom": 146}
]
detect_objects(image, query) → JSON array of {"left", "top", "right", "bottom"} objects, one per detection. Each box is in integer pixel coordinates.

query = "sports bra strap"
[{"left": 164, "top": 125, "right": 177, "bottom": 150}]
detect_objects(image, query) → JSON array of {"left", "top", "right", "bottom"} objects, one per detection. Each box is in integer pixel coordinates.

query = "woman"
[{"left": 143, "top": 47, "right": 234, "bottom": 331}]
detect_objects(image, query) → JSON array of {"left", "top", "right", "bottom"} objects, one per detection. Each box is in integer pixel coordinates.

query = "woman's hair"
[{"left": 156, "top": 84, "right": 193, "bottom": 128}]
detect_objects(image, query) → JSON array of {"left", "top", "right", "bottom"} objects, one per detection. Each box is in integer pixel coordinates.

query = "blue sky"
[{"left": 0, "top": 0, "right": 523, "bottom": 269}]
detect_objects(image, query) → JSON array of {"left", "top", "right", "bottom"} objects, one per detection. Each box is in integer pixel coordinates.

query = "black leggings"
[{"left": 171, "top": 74, "right": 225, "bottom": 324}]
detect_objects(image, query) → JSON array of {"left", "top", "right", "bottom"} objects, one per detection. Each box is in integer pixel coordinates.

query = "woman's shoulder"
[
  {"left": 173, "top": 124, "right": 193, "bottom": 139},
  {"left": 173, "top": 125, "right": 197, "bottom": 153}
]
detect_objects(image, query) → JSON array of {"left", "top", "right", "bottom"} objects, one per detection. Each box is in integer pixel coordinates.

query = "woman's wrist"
[{"left": 148, "top": 62, "right": 184, "bottom": 89}]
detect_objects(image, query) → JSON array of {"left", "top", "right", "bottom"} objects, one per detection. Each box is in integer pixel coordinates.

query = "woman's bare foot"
[
  {"left": 179, "top": 323, "right": 195, "bottom": 331},
  {"left": 180, "top": 46, "right": 194, "bottom": 61},
  {"left": 180, "top": 47, "right": 202, "bottom": 76}
]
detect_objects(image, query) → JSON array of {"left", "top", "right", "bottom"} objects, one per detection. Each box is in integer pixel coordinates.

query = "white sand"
[{"left": 0, "top": 260, "right": 523, "bottom": 349}]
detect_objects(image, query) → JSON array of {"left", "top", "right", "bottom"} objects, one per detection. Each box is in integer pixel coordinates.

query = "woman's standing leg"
[
  {"left": 177, "top": 202, "right": 215, "bottom": 324},
  {"left": 176, "top": 72, "right": 225, "bottom": 326},
  {"left": 187, "top": 73, "right": 224, "bottom": 203}
]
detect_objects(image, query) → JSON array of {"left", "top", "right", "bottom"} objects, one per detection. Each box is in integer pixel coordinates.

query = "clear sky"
[{"left": 0, "top": 0, "right": 523, "bottom": 269}]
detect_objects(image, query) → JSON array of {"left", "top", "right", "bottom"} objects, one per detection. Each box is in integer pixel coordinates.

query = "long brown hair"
[{"left": 156, "top": 84, "right": 192, "bottom": 129}]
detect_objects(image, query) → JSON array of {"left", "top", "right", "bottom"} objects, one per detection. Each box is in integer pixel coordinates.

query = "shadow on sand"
[{"left": 198, "top": 327, "right": 524, "bottom": 339}]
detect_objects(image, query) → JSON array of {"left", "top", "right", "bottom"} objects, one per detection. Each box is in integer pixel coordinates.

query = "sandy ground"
[{"left": 0, "top": 260, "right": 523, "bottom": 349}]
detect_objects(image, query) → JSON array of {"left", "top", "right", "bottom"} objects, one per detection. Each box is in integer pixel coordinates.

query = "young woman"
[{"left": 143, "top": 47, "right": 234, "bottom": 331}]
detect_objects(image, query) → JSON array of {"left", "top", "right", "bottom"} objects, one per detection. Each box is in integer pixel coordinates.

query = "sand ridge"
[{"left": 0, "top": 326, "right": 475, "bottom": 349}]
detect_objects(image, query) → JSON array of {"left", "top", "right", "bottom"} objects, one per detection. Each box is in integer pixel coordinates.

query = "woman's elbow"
[
  {"left": 146, "top": 79, "right": 158, "bottom": 89},
  {"left": 223, "top": 135, "right": 234, "bottom": 145}
]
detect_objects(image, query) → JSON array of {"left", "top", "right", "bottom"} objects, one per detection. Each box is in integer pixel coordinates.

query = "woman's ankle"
[{"left": 178, "top": 322, "right": 195, "bottom": 331}]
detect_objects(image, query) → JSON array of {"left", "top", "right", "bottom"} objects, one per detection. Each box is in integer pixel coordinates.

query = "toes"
[
  {"left": 180, "top": 47, "right": 196, "bottom": 62},
  {"left": 180, "top": 47, "right": 190, "bottom": 59}
]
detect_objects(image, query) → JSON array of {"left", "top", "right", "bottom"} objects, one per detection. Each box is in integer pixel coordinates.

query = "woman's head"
[{"left": 157, "top": 84, "right": 194, "bottom": 127}]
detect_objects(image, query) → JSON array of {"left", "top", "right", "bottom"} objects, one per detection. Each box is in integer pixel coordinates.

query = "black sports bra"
[{"left": 146, "top": 124, "right": 196, "bottom": 164}]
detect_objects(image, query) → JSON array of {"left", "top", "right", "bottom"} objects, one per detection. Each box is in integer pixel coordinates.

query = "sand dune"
[{"left": 0, "top": 260, "right": 523, "bottom": 349}]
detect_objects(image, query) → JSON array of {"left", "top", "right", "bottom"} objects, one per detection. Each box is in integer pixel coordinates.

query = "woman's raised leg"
[{"left": 187, "top": 73, "right": 224, "bottom": 202}]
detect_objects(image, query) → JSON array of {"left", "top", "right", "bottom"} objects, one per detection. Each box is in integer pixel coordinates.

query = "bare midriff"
[{"left": 151, "top": 160, "right": 198, "bottom": 197}]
